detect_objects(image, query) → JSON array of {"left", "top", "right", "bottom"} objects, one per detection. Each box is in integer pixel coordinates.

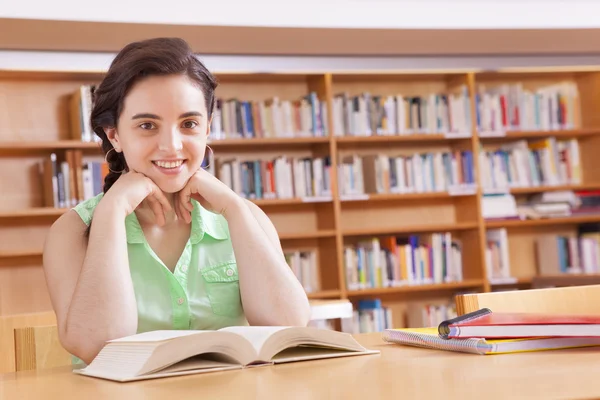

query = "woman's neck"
[{"left": 135, "top": 190, "right": 181, "bottom": 227}]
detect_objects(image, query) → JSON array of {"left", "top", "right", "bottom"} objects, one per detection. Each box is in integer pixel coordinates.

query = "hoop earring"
[
  {"left": 202, "top": 145, "right": 213, "bottom": 170},
  {"left": 105, "top": 148, "right": 126, "bottom": 174}
]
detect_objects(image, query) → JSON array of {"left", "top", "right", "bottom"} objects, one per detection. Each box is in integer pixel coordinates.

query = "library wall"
[{"left": 3, "top": 56, "right": 600, "bottom": 334}]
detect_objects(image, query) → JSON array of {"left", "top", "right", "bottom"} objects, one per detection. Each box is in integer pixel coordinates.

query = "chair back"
[
  {"left": 456, "top": 284, "right": 600, "bottom": 316},
  {"left": 0, "top": 311, "right": 69, "bottom": 373},
  {"left": 14, "top": 325, "right": 71, "bottom": 371}
]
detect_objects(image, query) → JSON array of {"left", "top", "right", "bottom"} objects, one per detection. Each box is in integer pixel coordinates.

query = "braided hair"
[{"left": 83, "top": 37, "right": 218, "bottom": 237}]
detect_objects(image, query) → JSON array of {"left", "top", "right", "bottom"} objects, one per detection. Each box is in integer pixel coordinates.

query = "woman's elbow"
[{"left": 59, "top": 330, "right": 103, "bottom": 366}]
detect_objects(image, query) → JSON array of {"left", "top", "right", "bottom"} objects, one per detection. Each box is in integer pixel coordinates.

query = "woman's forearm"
[
  {"left": 65, "top": 199, "right": 138, "bottom": 363},
  {"left": 224, "top": 199, "right": 311, "bottom": 327}
]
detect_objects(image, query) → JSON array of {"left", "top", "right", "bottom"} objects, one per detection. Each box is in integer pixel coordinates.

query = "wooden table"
[{"left": 2, "top": 332, "right": 600, "bottom": 399}]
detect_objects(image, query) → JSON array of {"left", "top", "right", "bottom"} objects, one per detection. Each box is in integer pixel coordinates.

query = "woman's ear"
[{"left": 104, "top": 127, "right": 122, "bottom": 152}]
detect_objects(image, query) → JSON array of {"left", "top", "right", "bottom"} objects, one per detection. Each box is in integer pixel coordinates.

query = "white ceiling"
[{"left": 2, "top": 0, "right": 600, "bottom": 30}]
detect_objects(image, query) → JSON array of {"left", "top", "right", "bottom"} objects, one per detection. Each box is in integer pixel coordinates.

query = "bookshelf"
[{"left": 4, "top": 65, "right": 600, "bottom": 331}]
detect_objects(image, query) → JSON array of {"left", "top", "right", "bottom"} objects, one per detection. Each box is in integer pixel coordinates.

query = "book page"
[
  {"left": 108, "top": 330, "right": 210, "bottom": 343},
  {"left": 218, "top": 326, "right": 289, "bottom": 356}
]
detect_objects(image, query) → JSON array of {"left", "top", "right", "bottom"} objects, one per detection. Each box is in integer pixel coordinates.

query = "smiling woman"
[{"left": 41, "top": 37, "right": 311, "bottom": 366}]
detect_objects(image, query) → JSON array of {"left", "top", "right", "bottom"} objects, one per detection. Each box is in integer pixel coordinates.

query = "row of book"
[
  {"left": 483, "top": 190, "right": 600, "bottom": 222},
  {"left": 216, "top": 156, "right": 332, "bottom": 200},
  {"left": 39, "top": 151, "right": 107, "bottom": 208},
  {"left": 536, "top": 224, "right": 600, "bottom": 276},
  {"left": 68, "top": 82, "right": 582, "bottom": 143},
  {"left": 340, "top": 299, "right": 458, "bottom": 333},
  {"left": 475, "top": 82, "right": 580, "bottom": 135},
  {"left": 330, "top": 86, "right": 472, "bottom": 137},
  {"left": 480, "top": 138, "right": 582, "bottom": 193},
  {"left": 69, "top": 85, "right": 97, "bottom": 143},
  {"left": 337, "top": 151, "right": 476, "bottom": 197},
  {"left": 284, "top": 250, "right": 320, "bottom": 293},
  {"left": 343, "top": 233, "right": 464, "bottom": 291},
  {"left": 485, "top": 228, "right": 512, "bottom": 282},
  {"left": 406, "top": 302, "right": 458, "bottom": 329},
  {"left": 209, "top": 93, "right": 328, "bottom": 139},
  {"left": 341, "top": 299, "right": 393, "bottom": 334}
]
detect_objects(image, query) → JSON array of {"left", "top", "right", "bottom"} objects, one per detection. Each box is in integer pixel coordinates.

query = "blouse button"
[
  {"left": 177, "top": 298, "right": 185, "bottom": 305},
  {"left": 181, "top": 265, "right": 188, "bottom": 273},
  {"left": 226, "top": 268, "right": 234, "bottom": 277}
]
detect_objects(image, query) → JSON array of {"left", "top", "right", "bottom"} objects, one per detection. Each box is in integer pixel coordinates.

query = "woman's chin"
[{"left": 152, "top": 175, "right": 189, "bottom": 194}]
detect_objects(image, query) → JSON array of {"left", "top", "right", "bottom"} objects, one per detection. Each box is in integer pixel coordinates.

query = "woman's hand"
[
  {"left": 101, "top": 171, "right": 172, "bottom": 225},
  {"left": 175, "top": 168, "right": 241, "bottom": 223}
]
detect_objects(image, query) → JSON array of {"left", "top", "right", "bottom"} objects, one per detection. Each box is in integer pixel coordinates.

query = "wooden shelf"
[
  {"left": 485, "top": 214, "right": 600, "bottom": 229},
  {"left": 342, "top": 222, "right": 478, "bottom": 237},
  {"left": 346, "top": 280, "right": 484, "bottom": 297},
  {"left": 0, "top": 137, "right": 330, "bottom": 154},
  {"left": 252, "top": 197, "right": 333, "bottom": 206},
  {"left": 335, "top": 133, "right": 471, "bottom": 145},
  {"left": 340, "top": 191, "right": 473, "bottom": 203},
  {"left": 209, "top": 137, "right": 330, "bottom": 147},
  {"left": 278, "top": 230, "right": 337, "bottom": 240},
  {"left": 478, "top": 128, "right": 600, "bottom": 141},
  {"left": 306, "top": 290, "right": 342, "bottom": 299},
  {"left": 508, "top": 184, "right": 600, "bottom": 195},
  {"left": 0, "top": 140, "right": 101, "bottom": 154},
  {"left": 0, "top": 250, "right": 42, "bottom": 259},
  {"left": 0, "top": 207, "right": 66, "bottom": 219}
]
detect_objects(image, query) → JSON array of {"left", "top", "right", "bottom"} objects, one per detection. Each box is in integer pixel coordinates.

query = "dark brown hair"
[{"left": 85, "top": 37, "right": 218, "bottom": 236}]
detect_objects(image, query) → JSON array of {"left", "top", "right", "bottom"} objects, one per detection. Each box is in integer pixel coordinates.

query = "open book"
[{"left": 74, "top": 326, "right": 378, "bottom": 382}]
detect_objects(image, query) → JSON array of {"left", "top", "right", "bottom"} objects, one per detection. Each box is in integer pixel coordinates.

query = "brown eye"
[
  {"left": 183, "top": 120, "right": 198, "bottom": 129},
  {"left": 139, "top": 122, "right": 155, "bottom": 130}
]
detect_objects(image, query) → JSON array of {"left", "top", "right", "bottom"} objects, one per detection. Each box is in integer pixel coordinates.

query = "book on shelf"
[
  {"left": 406, "top": 300, "right": 458, "bottom": 329},
  {"left": 536, "top": 223, "right": 600, "bottom": 276},
  {"left": 284, "top": 249, "right": 320, "bottom": 293},
  {"left": 344, "top": 233, "right": 463, "bottom": 291},
  {"left": 485, "top": 228, "right": 512, "bottom": 283},
  {"left": 337, "top": 150, "right": 475, "bottom": 197},
  {"left": 480, "top": 137, "right": 581, "bottom": 193},
  {"left": 73, "top": 326, "right": 378, "bottom": 382},
  {"left": 382, "top": 326, "right": 600, "bottom": 355},
  {"left": 69, "top": 85, "right": 99, "bottom": 143},
  {"left": 341, "top": 299, "right": 393, "bottom": 334},
  {"left": 209, "top": 92, "right": 328, "bottom": 140},
  {"left": 39, "top": 151, "right": 108, "bottom": 208},
  {"left": 482, "top": 193, "right": 518, "bottom": 220},
  {"left": 475, "top": 82, "right": 581, "bottom": 135},
  {"left": 331, "top": 86, "right": 472, "bottom": 137},
  {"left": 216, "top": 155, "right": 332, "bottom": 201}
]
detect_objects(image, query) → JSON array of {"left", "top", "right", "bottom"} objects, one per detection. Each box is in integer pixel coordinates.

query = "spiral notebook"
[{"left": 382, "top": 327, "right": 600, "bottom": 355}]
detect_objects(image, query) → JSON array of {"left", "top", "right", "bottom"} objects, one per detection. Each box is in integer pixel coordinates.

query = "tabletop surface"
[{"left": 2, "top": 332, "right": 600, "bottom": 400}]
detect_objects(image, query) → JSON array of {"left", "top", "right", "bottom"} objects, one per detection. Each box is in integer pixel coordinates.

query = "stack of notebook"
[{"left": 383, "top": 308, "right": 600, "bottom": 355}]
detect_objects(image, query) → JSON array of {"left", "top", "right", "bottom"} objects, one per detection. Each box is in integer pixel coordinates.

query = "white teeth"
[{"left": 154, "top": 160, "right": 183, "bottom": 169}]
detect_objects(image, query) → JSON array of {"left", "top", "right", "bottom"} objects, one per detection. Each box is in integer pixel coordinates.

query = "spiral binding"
[{"left": 382, "top": 329, "right": 492, "bottom": 355}]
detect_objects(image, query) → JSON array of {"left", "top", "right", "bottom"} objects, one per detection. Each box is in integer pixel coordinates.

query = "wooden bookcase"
[{"left": 2, "top": 66, "right": 600, "bottom": 328}]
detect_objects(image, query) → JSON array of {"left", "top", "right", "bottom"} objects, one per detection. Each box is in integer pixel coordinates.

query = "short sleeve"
[{"left": 72, "top": 193, "right": 104, "bottom": 226}]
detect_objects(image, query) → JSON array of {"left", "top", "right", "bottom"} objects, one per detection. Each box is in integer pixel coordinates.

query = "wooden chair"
[
  {"left": 456, "top": 284, "right": 600, "bottom": 316},
  {"left": 13, "top": 325, "right": 71, "bottom": 371},
  {"left": 0, "top": 311, "right": 71, "bottom": 373}
]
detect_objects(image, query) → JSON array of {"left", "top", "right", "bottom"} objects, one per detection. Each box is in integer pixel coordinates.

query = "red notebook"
[{"left": 438, "top": 308, "right": 600, "bottom": 339}]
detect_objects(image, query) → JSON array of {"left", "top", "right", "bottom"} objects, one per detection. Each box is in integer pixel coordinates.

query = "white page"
[
  {"left": 218, "top": 326, "right": 289, "bottom": 354},
  {"left": 108, "top": 330, "right": 210, "bottom": 343}
]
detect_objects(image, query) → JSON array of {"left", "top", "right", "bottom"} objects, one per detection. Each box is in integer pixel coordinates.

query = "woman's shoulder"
[{"left": 72, "top": 193, "right": 105, "bottom": 226}]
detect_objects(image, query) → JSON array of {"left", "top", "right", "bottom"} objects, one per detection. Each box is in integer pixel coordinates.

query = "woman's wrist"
[
  {"left": 97, "top": 193, "right": 129, "bottom": 221},
  {"left": 221, "top": 195, "right": 247, "bottom": 221}
]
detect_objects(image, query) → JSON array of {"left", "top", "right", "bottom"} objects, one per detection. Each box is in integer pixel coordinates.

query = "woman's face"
[{"left": 108, "top": 73, "right": 209, "bottom": 193}]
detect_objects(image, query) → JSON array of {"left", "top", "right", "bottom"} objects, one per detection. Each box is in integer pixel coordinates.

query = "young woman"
[{"left": 43, "top": 37, "right": 311, "bottom": 365}]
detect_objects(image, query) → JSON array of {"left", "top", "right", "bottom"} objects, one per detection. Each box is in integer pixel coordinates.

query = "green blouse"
[{"left": 72, "top": 193, "right": 248, "bottom": 335}]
